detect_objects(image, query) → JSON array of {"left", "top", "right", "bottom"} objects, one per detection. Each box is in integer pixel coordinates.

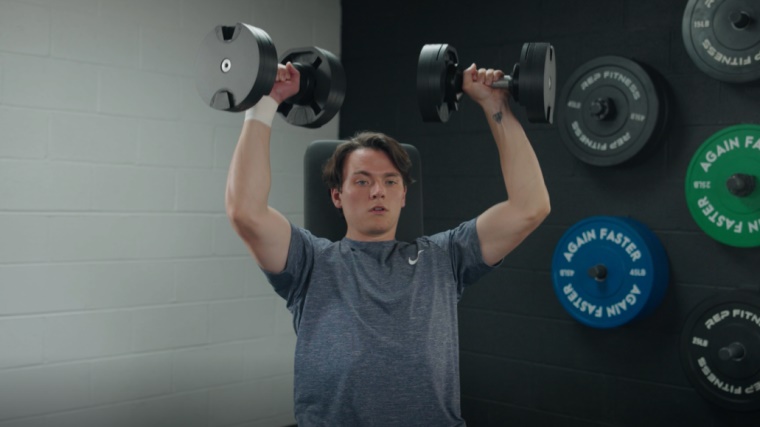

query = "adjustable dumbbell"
[
  {"left": 194, "top": 22, "right": 345, "bottom": 129},
  {"left": 417, "top": 43, "right": 556, "bottom": 124}
]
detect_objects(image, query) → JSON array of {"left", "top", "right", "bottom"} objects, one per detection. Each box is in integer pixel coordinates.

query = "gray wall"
[
  {"left": 0, "top": 0, "right": 340, "bottom": 426},
  {"left": 339, "top": 0, "right": 760, "bottom": 425}
]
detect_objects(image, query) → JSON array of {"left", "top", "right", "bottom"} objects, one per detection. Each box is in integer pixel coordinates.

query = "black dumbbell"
[
  {"left": 417, "top": 42, "right": 556, "bottom": 124},
  {"left": 194, "top": 23, "right": 345, "bottom": 129}
]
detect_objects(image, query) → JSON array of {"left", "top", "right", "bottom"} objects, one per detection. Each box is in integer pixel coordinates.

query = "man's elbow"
[
  {"left": 225, "top": 198, "right": 245, "bottom": 227},
  {"left": 226, "top": 206, "right": 249, "bottom": 237},
  {"left": 226, "top": 203, "right": 262, "bottom": 238},
  {"left": 524, "top": 198, "right": 551, "bottom": 229},
  {"left": 537, "top": 198, "right": 551, "bottom": 221}
]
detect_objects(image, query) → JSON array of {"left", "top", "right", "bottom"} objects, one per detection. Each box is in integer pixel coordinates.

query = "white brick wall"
[{"left": 0, "top": 0, "right": 342, "bottom": 425}]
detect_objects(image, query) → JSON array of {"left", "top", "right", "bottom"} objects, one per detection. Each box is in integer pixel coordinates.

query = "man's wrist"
[{"left": 244, "top": 96, "right": 279, "bottom": 127}]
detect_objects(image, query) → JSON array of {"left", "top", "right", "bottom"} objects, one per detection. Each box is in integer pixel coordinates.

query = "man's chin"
[{"left": 362, "top": 222, "right": 398, "bottom": 238}]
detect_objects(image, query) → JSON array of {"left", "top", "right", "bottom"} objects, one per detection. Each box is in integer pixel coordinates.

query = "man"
[{"left": 226, "top": 61, "right": 550, "bottom": 426}]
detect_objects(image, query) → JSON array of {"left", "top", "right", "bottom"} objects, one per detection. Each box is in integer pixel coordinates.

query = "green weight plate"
[
  {"left": 681, "top": 292, "right": 760, "bottom": 412},
  {"left": 685, "top": 124, "right": 760, "bottom": 247},
  {"left": 682, "top": 0, "right": 760, "bottom": 83}
]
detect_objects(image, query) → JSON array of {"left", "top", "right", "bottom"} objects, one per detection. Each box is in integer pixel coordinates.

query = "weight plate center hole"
[
  {"left": 221, "top": 58, "right": 231, "bottom": 73},
  {"left": 726, "top": 173, "right": 756, "bottom": 197},
  {"left": 718, "top": 342, "right": 747, "bottom": 362},
  {"left": 712, "top": 4, "right": 758, "bottom": 51},
  {"left": 589, "top": 98, "right": 615, "bottom": 121},
  {"left": 730, "top": 10, "right": 753, "bottom": 30},
  {"left": 587, "top": 264, "right": 608, "bottom": 282}
]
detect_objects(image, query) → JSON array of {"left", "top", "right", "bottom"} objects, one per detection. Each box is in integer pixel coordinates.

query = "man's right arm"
[{"left": 225, "top": 64, "right": 300, "bottom": 273}]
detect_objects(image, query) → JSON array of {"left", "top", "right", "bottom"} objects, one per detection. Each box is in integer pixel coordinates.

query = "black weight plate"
[
  {"left": 681, "top": 292, "right": 760, "bottom": 412},
  {"left": 518, "top": 42, "right": 556, "bottom": 124},
  {"left": 277, "top": 46, "right": 346, "bottom": 129},
  {"left": 682, "top": 0, "right": 760, "bottom": 83},
  {"left": 417, "top": 44, "right": 460, "bottom": 123},
  {"left": 195, "top": 23, "right": 278, "bottom": 112},
  {"left": 557, "top": 56, "right": 668, "bottom": 167}
]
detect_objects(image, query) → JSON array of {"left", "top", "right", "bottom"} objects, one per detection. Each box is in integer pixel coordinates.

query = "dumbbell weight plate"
[
  {"left": 277, "top": 47, "right": 346, "bottom": 129},
  {"left": 417, "top": 44, "right": 461, "bottom": 123},
  {"left": 516, "top": 42, "right": 556, "bottom": 124},
  {"left": 195, "top": 23, "right": 278, "bottom": 112}
]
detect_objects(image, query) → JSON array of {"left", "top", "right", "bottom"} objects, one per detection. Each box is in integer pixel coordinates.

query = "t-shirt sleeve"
[
  {"left": 428, "top": 218, "right": 501, "bottom": 292},
  {"left": 262, "top": 223, "right": 331, "bottom": 313}
]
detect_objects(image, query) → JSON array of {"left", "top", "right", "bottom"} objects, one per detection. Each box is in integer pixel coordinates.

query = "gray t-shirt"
[{"left": 265, "top": 218, "right": 497, "bottom": 426}]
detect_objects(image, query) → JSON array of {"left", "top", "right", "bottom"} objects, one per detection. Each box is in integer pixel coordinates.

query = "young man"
[{"left": 226, "top": 62, "right": 550, "bottom": 426}]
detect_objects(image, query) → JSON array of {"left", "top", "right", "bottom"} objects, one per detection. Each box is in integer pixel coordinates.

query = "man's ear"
[{"left": 331, "top": 188, "right": 342, "bottom": 209}]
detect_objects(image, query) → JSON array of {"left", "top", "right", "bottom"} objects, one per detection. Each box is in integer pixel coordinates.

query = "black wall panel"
[{"left": 340, "top": 0, "right": 760, "bottom": 424}]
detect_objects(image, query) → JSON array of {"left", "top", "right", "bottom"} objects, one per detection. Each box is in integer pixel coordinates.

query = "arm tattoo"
[{"left": 492, "top": 111, "right": 503, "bottom": 123}]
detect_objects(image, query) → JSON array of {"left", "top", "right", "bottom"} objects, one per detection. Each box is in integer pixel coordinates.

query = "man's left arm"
[{"left": 462, "top": 64, "right": 551, "bottom": 266}]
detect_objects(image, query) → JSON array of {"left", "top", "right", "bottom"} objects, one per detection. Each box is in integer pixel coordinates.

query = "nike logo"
[{"left": 408, "top": 250, "right": 424, "bottom": 265}]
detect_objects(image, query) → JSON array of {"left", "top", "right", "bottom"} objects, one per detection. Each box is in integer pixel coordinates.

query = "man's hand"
[
  {"left": 269, "top": 62, "right": 300, "bottom": 104},
  {"left": 462, "top": 63, "right": 510, "bottom": 113}
]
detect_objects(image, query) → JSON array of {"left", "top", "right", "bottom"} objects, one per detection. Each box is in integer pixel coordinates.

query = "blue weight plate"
[{"left": 551, "top": 216, "right": 670, "bottom": 328}]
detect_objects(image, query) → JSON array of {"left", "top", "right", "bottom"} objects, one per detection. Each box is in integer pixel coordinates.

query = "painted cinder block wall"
[
  {"left": 0, "top": 0, "right": 340, "bottom": 426},
  {"left": 339, "top": 0, "right": 759, "bottom": 425}
]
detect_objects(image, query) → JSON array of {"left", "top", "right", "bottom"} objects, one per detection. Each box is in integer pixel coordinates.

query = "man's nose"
[{"left": 370, "top": 182, "right": 385, "bottom": 198}]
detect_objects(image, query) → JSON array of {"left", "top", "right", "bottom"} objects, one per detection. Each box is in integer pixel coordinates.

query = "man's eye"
[
  {"left": 386, "top": 180, "right": 398, "bottom": 185},
  {"left": 356, "top": 180, "right": 368, "bottom": 186}
]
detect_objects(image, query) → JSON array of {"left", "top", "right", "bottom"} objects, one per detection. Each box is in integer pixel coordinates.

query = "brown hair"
[{"left": 322, "top": 131, "right": 414, "bottom": 190}]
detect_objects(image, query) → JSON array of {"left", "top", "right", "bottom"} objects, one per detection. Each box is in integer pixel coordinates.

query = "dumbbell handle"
[
  {"left": 453, "top": 72, "right": 514, "bottom": 96},
  {"left": 491, "top": 75, "right": 514, "bottom": 89}
]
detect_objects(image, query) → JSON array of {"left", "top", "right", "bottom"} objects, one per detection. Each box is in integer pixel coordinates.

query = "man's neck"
[{"left": 344, "top": 229, "right": 397, "bottom": 242}]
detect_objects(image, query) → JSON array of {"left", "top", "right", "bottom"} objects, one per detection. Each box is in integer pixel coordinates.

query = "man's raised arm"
[
  {"left": 225, "top": 63, "right": 300, "bottom": 273},
  {"left": 462, "top": 63, "right": 551, "bottom": 266}
]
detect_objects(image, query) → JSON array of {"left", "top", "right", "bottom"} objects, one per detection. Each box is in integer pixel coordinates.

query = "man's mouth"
[{"left": 370, "top": 206, "right": 387, "bottom": 213}]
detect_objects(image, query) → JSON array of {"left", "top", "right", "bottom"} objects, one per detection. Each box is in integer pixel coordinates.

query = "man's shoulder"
[
  {"left": 292, "top": 223, "right": 335, "bottom": 244},
  {"left": 419, "top": 218, "right": 478, "bottom": 247}
]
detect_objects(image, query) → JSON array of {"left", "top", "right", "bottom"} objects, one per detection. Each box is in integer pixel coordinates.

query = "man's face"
[{"left": 331, "top": 148, "right": 407, "bottom": 241}]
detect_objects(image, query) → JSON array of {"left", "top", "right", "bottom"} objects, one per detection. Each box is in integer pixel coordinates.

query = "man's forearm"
[
  {"left": 485, "top": 105, "right": 550, "bottom": 217},
  {"left": 225, "top": 119, "right": 273, "bottom": 220}
]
